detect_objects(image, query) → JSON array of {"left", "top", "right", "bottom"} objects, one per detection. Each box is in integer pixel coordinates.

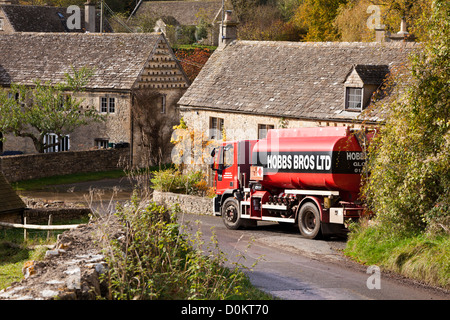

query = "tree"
[
  {"left": 0, "top": 67, "right": 105, "bottom": 153},
  {"left": 362, "top": 0, "right": 450, "bottom": 235},
  {"left": 334, "top": 0, "right": 433, "bottom": 42},
  {"left": 291, "top": 0, "right": 348, "bottom": 41}
]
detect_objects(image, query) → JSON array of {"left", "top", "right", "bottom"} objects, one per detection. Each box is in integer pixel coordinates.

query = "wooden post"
[
  {"left": 23, "top": 216, "right": 27, "bottom": 242},
  {"left": 47, "top": 214, "right": 53, "bottom": 241}
]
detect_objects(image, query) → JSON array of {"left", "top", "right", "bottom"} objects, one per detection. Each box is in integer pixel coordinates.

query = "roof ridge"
[{"left": 235, "top": 40, "right": 419, "bottom": 48}]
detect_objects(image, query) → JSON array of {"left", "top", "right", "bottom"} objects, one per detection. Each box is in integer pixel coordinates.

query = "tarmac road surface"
[
  {"left": 19, "top": 178, "right": 449, "bottom": 300},
  {"left": 180, "top": 212, "right": 449, "bottom": 300}
]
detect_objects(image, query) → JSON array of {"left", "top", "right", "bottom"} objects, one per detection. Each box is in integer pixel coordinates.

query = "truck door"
[{"left": 215, "top": 143, "right": 238, "bottom": 192}]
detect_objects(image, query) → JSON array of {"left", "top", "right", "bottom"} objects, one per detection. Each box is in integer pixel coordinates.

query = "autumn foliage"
[{"left": 173, "top": 47, "right": 214, "bottom": 82}]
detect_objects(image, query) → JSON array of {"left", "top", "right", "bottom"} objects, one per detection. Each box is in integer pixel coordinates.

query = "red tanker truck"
[{"left": 211, "top": 126, "right": 374, "bottom": 239}]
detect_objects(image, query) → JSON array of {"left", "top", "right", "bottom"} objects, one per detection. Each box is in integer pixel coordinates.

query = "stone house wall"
[
  {"left": 1, "top": 91, "right": 132, "bottom": 154},
  {"left": 180, "top": 108, "right": 364, "bottom": 142}
]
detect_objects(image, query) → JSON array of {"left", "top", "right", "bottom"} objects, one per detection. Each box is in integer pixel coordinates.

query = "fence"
[{"left": 0, "top": 216, "right": 81, "bottom": 241}]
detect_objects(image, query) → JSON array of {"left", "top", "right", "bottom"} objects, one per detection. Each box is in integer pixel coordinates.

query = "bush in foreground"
[{"left": 99, "top": 198, "right": 269, "bottom": 300}]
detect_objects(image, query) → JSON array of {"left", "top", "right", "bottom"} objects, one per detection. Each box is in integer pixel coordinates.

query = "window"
[
  {"left": 345, "top": 87, "right": 363, "bottom": 111},
  {"left": 109, "top": 97, "right": 115, "bottom": 113},
  {"left": 258, "top": 124, "right": 274, "bottom": 139},
  {"left": 95, "top": 139, "right": 109, "bottom": 149},
  {"left": 209, "top": 117, "right": 224, "bottom": 140},
  {"left": 100, "top": 97, "right": 115, "bottom": 113},
  {"left": 44, "top": 134, "right": 70, "bottom": 153},
  {"left": 223, "top": 144, "right": 234, "bottom": 169},
  {"left": 7, "top": 92, "right": 19, "bottom": 101},
  {"left": 160, "top": 95, "right": 166, "bottom": 114}
]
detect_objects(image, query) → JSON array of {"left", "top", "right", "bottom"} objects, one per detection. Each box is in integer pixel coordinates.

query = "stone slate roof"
[
  {"left": 135, "top": 0, "right": 222, "bottom": 25},
  {"left": 352, "top": 64, "right": 391, "bottom": 85},
  {"left": 178, "top": 40, "right": 418, "bottom": 123},
  {"left": 0, "top": 4, "right": 111, "bottom": 33},
  {"left": 0, "top": 32, "right": 167, "bottom": 90},
  {"left": 0, "top": 172, "right": 25, "bottom": 214}
]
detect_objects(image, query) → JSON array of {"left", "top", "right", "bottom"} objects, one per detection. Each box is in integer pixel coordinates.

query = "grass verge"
[
  {"left": 12, "top": 170, "right": 127, "bottom": 191},
  {"left": 0, "top": 217, "right": 89, "bottom": 290},
  {"left": 345, "top": 224, "right": 449, "bottom": 290}
]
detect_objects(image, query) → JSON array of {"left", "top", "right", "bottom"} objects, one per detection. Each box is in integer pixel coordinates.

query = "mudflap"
[{"left": 213, "top": 195, "right": 221, "bottom": 216}]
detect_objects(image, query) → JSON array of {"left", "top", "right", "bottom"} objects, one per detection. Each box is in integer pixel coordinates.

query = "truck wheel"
[
  {"left": 298, "top": 202, "right": 322, "bottom": 239},
  {"left": 222, "top": 198, "right": 244, "bottom": 230}
]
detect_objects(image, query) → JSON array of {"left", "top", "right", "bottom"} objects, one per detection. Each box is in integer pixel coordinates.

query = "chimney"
[
  {"left": 389, "top": 17, "right": 416, "bottom": 42},
  {"left": 85, "top": 0, "right": 96, "bottom": 33},
  {"left": 375, "top": 25, "right": 390, "bottom": 43},
  {"left": 218, "top": 10, "right": 238, "bottom": 49}
]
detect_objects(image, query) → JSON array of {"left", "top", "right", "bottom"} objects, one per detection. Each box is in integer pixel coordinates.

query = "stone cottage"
[
  {"left": 131, "top": 0, "right": 224, "bottom": 45},
  {"left": 0, "top": 32, "right": 190, "bottom": 167},
  {"left": 0, "top": 0, "right": 111, "bottom": 33},
  {"left": 177, "top": 25, "right": 418, "bottom": 143}
]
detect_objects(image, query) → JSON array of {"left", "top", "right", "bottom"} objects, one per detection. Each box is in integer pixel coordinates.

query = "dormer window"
[
  {"left": 345, "top": 87, "right": 363, "bottom": 111},
  {"left": 344, "top": 64, "right": 389, "bottom": 112}
]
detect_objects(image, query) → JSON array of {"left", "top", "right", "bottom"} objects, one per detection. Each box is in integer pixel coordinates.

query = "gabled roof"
[
  {"left": 0, "top": 172, "right": 25, "bottom": 214},
  {"left": 0, "top": 4, "right": 111, "bottom": 33},
  {"left": 0, "top": 32, "right": 178, "bottom": 91},
  {"left": 178, "top": 41, "right": 418, "bottom": 123},
  {"left": 135, "top": 0, "right": 223, "bottom": 25},
  {"left": 350, "top": 64, "right": 391, "bottom": 85}
]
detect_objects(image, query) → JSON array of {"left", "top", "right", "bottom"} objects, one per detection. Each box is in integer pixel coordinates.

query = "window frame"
[
  {"left": 160, "top": 95, "right": 166, "bottom": 114},
  {"left": 43, "top": 133, "right": 70, "bottom": 153},
  {"left": 209, "top": 117, "right": 224, "bottom": 140},
  {"left": 95, "top": 138, "right": 109, "bottom": 149},
  {"left": 100, "top": 96, "right": 116, "bottom": 114},
  {"left": 345, "top": 87, "right": 364, "bottom": 111},
  {"left": 258, "top": 124, "right": 275, "bottom": 139}
]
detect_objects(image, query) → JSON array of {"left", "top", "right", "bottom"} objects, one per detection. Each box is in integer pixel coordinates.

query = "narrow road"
[
  {"left": 181, "top": 212, "right": 449, "bottom": 300},
  {"left": 19, "top": 178, "right": 448, "bottom": 301}
]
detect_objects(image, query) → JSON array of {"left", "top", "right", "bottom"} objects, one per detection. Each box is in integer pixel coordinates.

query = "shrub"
[
  {"left": 150, "top": 168, "right": 208, "bottom": 196},
  {"left": 99, "top": 199, "right": 261, "bottom": 300},
  {"left": 361, "top": 0, "right": 450, "bottom": 236}
]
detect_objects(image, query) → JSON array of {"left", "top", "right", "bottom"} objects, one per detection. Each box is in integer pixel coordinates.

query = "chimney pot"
[{"left": 389, "top": 17, "right": 416, "bottom": 42}]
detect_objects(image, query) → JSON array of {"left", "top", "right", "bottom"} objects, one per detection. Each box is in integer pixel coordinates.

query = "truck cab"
[{"left": 211, "top": 140, "right": 256, "bottom": 209}]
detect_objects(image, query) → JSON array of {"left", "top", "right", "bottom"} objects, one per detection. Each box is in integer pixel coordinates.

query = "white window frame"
[
  {"left": 95, "top": 138, "right": 109, "bottom": 149},
  {"left": 44, "top": 133, "right": 70, "bottom": 153},
  {"left": 100, "top": 97, "right": 116, "bottom": 114},
  {"left": 345, "top": 87, "right": 363, "bottom": 111},
  {"left": 209, "top": 117, "right": 224, "bottom": 140}
]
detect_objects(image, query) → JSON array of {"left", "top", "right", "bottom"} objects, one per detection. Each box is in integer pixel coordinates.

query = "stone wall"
[
  {"left": 180, "top": 109, "right": 364, "bottom": 143},
  {"left": 0, "top": 148, "right": 130, "bottom": 182},
  {"left": 152, "top": 190, "right": 213, "bottom": 215}
]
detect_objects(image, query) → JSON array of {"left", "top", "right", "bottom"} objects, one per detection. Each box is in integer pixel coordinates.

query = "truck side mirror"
[{"left": 210, "top": 148, "right": 216, "bottom": 170}]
